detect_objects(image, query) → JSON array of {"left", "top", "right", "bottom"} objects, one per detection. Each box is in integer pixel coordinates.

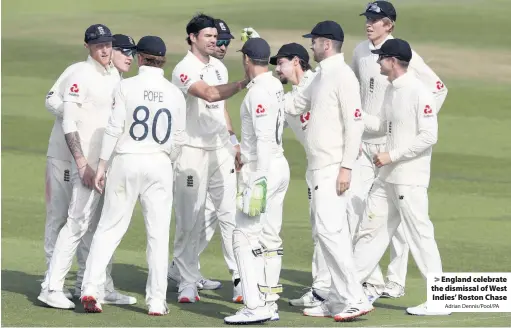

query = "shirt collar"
[
  {"left": 247, "top": 71, "right": 273, "bottom": 89},
  {"left": 391, "top": 71, "right": 412, "bottom": 89},
  {"left": 185, "top": 50, "right": 211, "bottom": 68},
  {"left": 138, "top": 65, "right": 164, "bottom": 76},
  {"left": 86, "top": 55, "right": 113, "bottom": 75},
  {"left": 369, "top": 34, "right": 394, "bottom": 50},
  {"left": 318, "top": 53, "right": 345, "bottom": 70}
]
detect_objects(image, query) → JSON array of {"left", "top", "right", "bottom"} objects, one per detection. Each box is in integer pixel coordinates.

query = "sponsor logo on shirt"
[
  {"left": 255, "top": 104, "right": 266, "bottom": 117},
  {"left": 423, "top": 104, "right": 434, "bottom": 117},
  {"left": 205, "top": 103, "right": 219, "bottom": 109},
  {"left": 68, "top": 83, "right": 80, "bottom": 97},
  {"left": 436, "top": 80, "right": 445, "bottom": 90},
  {"left": 300, "top": 111, "right": 311, "bottom": 130},
  {"left": 180, "top": 73, "right": 189, "bottom": 84},
  {"left": 354, "top": 108, "right": 362, "bottom": 120}
]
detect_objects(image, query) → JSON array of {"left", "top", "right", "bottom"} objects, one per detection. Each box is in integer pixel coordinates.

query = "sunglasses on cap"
[
  {"left": 114, "top": 47, "right": 136, "bottom": 57},
  {"left": 366, "top": 2, "right": 388, "bottom": 17},
  {"left": 216, "top": 39, "right": 231, "bottom": 47}
]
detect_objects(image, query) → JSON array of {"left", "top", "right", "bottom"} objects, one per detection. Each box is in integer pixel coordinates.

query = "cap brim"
[
  {"left": 218, "top": 33, "right": 235, "bottom": 40},
  {"left": 269, "top": 55, "right": 283, "bottom": 65},
  {"left": 371, "top": 49, "right": 385, "bottom": 55},
  {"left": 302, "top": 33, "right": 316, "bottom": 38},
  {"left": 88, "top": 36, "right": 113, "bottom": 44},
  {"left": 360, "top": 12, "right": 386, "bottom": 20}
]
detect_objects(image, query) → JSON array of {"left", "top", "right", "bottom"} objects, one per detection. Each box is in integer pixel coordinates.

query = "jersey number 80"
[{"left": 129, "top": 105, "right": 172, "bottom": 144}]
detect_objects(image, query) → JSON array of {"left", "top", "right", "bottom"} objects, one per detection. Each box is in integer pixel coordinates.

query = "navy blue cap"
[
  {"left": 361, "top": 1, "right": 397, "bottom": 22},
  {"left": 270, "top": 43, "right": 309, "bottom": 65},
  {"left": 238, "top": 38, "right": 271, "bottom": 61},
  {"left": 84, "top": 24, "right": 113, "bottom": 44},
  {"left": 303, "top": 21, "right": 344, "bottom": 42},
  {"left": 215, "top": 19, "right": 234, "bottom": 40},
  {"left": 371, "top": 38, "right": 412, "bottom": 62},
  {"left": 113, "top": 34, "right": 136, "bottom": 49},
  {"left": 137, "top": 36, "right": 166, "bottom": 56}
]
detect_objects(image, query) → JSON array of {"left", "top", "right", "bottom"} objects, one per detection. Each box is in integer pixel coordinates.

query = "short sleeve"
[
  {"left": 62, "top": 68, "right": 90, "bottom": 104},
  {"left": 171, "top": 60, "right": 202, "bottom": 95}
]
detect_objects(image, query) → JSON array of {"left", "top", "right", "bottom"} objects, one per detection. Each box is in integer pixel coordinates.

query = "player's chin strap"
[{"left": 257, "top": 244, "right": 284, "bottom": 302}]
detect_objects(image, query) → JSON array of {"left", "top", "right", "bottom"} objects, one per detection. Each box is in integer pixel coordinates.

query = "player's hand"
[
  {"left": 336, "top": 167, "right": 351, "bottom": 196},
  {"left": 373, "top": 152, "right": 392, "bottom": 168},
  {"left": 234, "top": 145, "right": 243, "bottom": 171},
  {"left": 241, "top": 27, "right": 260, "bottom": 42},
  {"left": 237, "top": 176, "right": 267, "bottom": 216},
  {"left": 94, "top": 170, "right": 106, "bottom": 194},
  {"left": 79, "top": 164, "right": 96, "bottom": 190}
]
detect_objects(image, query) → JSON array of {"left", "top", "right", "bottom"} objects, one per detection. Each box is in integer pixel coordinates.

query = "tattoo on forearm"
[{"left": 65, "top": 132, "right": 85, "bottom": 162}]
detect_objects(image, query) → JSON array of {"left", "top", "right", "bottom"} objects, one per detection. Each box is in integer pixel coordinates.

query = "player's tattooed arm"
[{"left": 65, "top": 132, "right": 87, "bottom": 168}]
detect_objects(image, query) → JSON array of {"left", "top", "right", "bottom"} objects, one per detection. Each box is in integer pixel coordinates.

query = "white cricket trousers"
[
  {"left": 305, "top": 175, "right": 330, "bottom": 295},
  {"left": 353, "top": 179, "right": 443, "bottom": 286},
  {"left": 82, "top": 153, "right": 174, "bottom": 306},
  {"left": 348, "top": 142, "right": 409, "bottom": 288},
  {"left": 42, "top": 157, "right": 89, "bottom": 291},
  {"left": 234, "top": 156, "right": 289, "bottom": 306},
  {"left": 173, "top": 145, "right": 237, "bottom": 291},
  {"left": 307, "top": 163, "right": 367, "bottom": 314},
  {"left": 46, "top": 164, "right": 114, "bottom": 295}
]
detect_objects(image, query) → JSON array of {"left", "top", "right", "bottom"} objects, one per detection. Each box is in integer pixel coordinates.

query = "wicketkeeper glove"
[
  {"left": 236, "top": 176, "right": 267, "bottom": 217},
  {"left": 241, "top": 27, "right": 261, "bottom": 42}
]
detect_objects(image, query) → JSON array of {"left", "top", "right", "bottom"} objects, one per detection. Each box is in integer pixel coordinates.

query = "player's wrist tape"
[{"left": 230, "top": 134, "right": 239, "bottom": 146}]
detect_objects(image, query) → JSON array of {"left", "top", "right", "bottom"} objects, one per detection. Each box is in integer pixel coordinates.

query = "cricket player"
[
  {"left": 39, "top": 24, "right": 135, "bottom": 309},
  {"left": 284, "top": 21, "right": 373, "bottom": 321},
  {"left": 267, "top": 42, "right": 330, "bottom": 307},
  {"left": 41, "top": 33, "right": 137, "bottom": 301},
  {"left": 350, "top": 0, "right": 448, "bottom": 300},
  {"left": 353, "top": 38, "right": 450, "bottom": 316},
  {"left": 171, "top": 13, "right": 249, "bottom": 303},
  {"left": 223, "top": 37, "right": 290, "bottom": 325},
  {"left": 80, "top": 36, "right": 185, "bottom": 316}
]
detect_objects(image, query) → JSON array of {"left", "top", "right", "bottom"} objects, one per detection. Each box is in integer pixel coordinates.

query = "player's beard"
[{"left": 278, "top": 75, "right": 288, "bottom": 84}]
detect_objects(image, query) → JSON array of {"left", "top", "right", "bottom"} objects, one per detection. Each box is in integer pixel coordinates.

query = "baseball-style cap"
[
  {"left": 371, "top": 38, "right": 412, "bottom": 62},
  {"left": 238, "top": 38, "right": 271, "bottom": 61},
  {"left": 84, "top": 24, "right": 113, "bottom": 44},
  {"left": 113, "top": 34, "right": 136, "bottom": 49},
  {"left": 215, "top": 19, "right": 234, "bottom": 40},
  {"left": 303, "top": 20, "right": 344, "bottom": 42},
  {"left": 361, "top": 1, "right": 397, "bottom": 22},
  {"left": 137, "top": 36, "right": 166, "bottom": 56},
  {"left": 270, "top": 43, "right": 309, "bottom": 65}
]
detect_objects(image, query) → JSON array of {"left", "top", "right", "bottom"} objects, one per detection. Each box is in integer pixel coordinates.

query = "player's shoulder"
[
  {"left": 353, "top": 39, "right": 371, "bottom": 55},
  {"left": 210, "top": 56, "right": 226, "bottom": 70},
  {"left": 173, "top": 52, "right": 199, "bottom": 73}
]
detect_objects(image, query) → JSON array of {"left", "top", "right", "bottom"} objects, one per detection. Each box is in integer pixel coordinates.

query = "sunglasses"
[
  {"left": 114, "top": 47, "right": 136, "bottom": 57},
  {"left": 366, "top": 2, "right": 389, "bottom": 17},
  {"left": 216, "top": 39, "right": 231, "bottom": 47}
]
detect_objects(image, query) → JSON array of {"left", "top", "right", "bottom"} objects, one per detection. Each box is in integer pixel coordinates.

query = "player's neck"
[
  {"left": 388, "top": 67, "right": 406, "bottom": 83},
  {"left": 191, "top": 47, "right": 210, "bottom": 64},
  {"left": 371, "top": 33, "right": 391, "bottom": 48},
  {"left": 291, "top": 69, "right": 305, "bottom": 86},
  {"left": 248, "top": 66, "right": 268, "bottom": 80}
]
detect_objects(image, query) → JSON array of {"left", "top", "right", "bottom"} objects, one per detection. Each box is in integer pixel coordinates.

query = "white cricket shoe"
[
  {"left": 40, "top": 290, "right": 75, "bottom": 309},
  {"left": 363, "top": 282, "right": 381, "bottom": 304},
  {"left": 81, "top": 295, "right": 103, "bottom": 313},
  {"left": 178, "top": 286, "right": 200, "bottom": 303},
  {"left": 232, "top": 279, "right": 243, "bottom": 303},
  {"left": 333, "top": 302, "right": 374, "bottom": 322},
  {"left": 148, "top": 302, "right": 169, "bottom": 316},
  {"left": 38, "top": 288, "right": 73, "bottom": 301},
  {"left": 269, "top": 302, "right": 279, "bottom": 321},
  {"left": 288, "top": 288, "right": 324, "bottom": 307},
  {"left": 197, "top": 277, "right": 222, "bottom": 290},
  {"left": 101, "top": 290, "right": 137, "bottom": 305},
  {"left": 303, "top": 302, "right": 332, "bottom": 317},
  {"left": 406, "top": 302, "right": 451, "bottom": 316},
  {"left": 224, "top": 305, "right": 272, "bottom": 324},
  {"left": 381, "top": 281, "right": 405, "bottom": 298}
]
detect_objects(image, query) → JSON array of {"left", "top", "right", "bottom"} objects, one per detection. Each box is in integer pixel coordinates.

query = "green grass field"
[{"left": 2, "top": 0, "right": 511, "bottom": 326}]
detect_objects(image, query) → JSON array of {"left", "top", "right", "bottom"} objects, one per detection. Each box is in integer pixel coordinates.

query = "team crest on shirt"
[
  {"left": 215, "top": 69, "right": 221, "bottom": 82},
  {"left": 111, "top": 98, "right": 116, "bottom": 109},
  {"left": 255, "top": 104, "right": 266, "bottom": 117},
  {"left": 354, "top": 108, "right": 362, "bottom": 120},
  {"left": 68, "top": 83, "right": 80, "bottom": 97},
  {"left": 423, "top": 104, "right": 434, "bottom": 117}
]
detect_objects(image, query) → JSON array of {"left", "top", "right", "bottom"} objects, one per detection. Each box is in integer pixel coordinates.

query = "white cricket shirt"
[
  {"left": 61, "top": 55, "right": 121, "bottom": 166},
  {"left": 352, "top": 34, "right": 448, "bottom": 144},
  {"left": 240, "top": 71, "right": 285, "bottom": 176},
  {"left": 286, "top": 53, "right": 364, "bottom": 171},
  {"left": 378, "top": 72, "right": 438, "bottom": 187},
  {"left": 100, "top": 66, "right": 186, "bottom": 160},
  {"left": 171, "top": 51, "right": 230, "bottom": 150},
  {"left": 284, "top": 69, "right": 318, "bottom": 147},
  {"left": 45, "top": 62, "right": 87, "bottom": 161}
]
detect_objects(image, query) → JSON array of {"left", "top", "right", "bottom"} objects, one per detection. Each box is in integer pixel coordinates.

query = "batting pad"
[
  {"left": 260, "top": 248, "right": 283, "bottom": 302},
  {"left": 233, "top": 229, "right": 266, "bottom": 309}
]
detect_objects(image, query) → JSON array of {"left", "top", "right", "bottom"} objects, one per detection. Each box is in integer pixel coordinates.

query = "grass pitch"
[{"left": 2, "top": 0, "right": 511, "bottom": 326}]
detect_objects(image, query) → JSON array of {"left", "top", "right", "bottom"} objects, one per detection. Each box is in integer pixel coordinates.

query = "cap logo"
[
  {"left": 219, "top": 22, "right": 227, "bottom": 31},
  {"left": 97, "top": 26, "right": 105, "bottom": 35},
  {"left": 128, "top": 36, "right": 134, "bottom": 45}
]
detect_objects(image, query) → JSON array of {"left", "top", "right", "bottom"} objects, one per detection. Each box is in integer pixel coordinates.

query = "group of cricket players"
[{"left": 38, "top": 0, "right": 451, "bottom": 323}]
